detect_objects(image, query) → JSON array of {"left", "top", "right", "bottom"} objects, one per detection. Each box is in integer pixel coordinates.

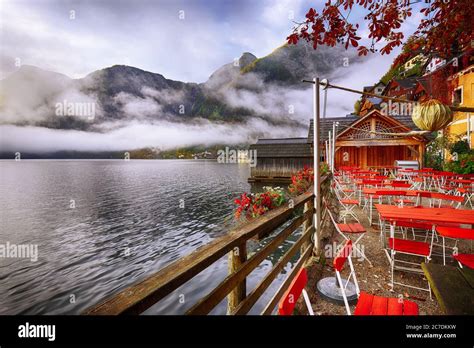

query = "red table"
[
  {"left": 376, "top": 205, "right": 474, "bottom": 250},
  {"left": 453, "top": 179, "right": 474, "bottom": 186},
  {"left": 362, "top": 188, "right": 429, "bottom": 196},
  {"left": 375, "top": 204, "right": 474, "bottom": 225},
  {"left": 362, "top": 190, "right": 431, "bottom": 224}
]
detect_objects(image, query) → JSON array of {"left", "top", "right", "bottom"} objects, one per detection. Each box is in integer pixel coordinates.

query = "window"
[{"left": 453, "top": 87, "right": 463, "bottom": 105}]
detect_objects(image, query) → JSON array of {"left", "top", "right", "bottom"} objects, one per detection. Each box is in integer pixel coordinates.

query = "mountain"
[
  {"left": 240, "top": 42, "right": 353, "bottom": 85},
  {"left": 0, "top": 65, "right": 75, "bottom": 127},
  {"left": 0, "top": 42, "right": 361, "bottom": 131},
  {"left": 204, "top": 52, "right": 257, "bottom": 90}
]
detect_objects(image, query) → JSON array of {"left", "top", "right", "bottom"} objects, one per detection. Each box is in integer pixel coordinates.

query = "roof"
[
  {"left": 255, "top": 138, "right": 308, "bottom": 145},
  {"left": 381, "top": 77, "right": 418, "bottom": 96},
  {"left": 391, "top": 115, "right": 423, "bottom": 132},
  {"left": 318, "top": 112, "right": 429, "bottom": 141},
  {"left": 393, "top": 78, "right": 418, "bottom": 89},
  {"left": 415, "top": 77, "right": 433, "bottom": 95},
  {"left": 360, "top": 97, "right": 383, "bottom": 114},
  {"left": 310, "top": 116, "right": 359, "bottom": 142},
  {"left": 367, "top": 97, "right": 383, "bottom": 105},
  {"left": 249, "top": 142, "right": 312, "bottom": 158},
  {"left": 336, "top": 110, "right": 421, "bottom": 141}
]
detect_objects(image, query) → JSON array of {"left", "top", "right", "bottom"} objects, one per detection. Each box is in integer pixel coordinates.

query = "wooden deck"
[{"left": 422, "top": 263, "right": 474, "bottom": 315}]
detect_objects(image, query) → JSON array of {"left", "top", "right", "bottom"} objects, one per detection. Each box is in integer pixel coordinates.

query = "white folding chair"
[
  {"left": 334, "top": 240, "right": 419, "bottom": 315},
  {"left": 387, "top": 221, "right": 434, "bottom": 296},
  {"left": 328, "top": 208, "right": 372, "bottom": 266},
  {"left": 333, "top": 187, "right": 361, "bottom": 223}
]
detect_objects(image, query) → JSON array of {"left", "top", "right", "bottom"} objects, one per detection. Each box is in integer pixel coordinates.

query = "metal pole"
[
  {"left": 328, "top": 130, "right": 332, "bottom": 173},
  {"left": 332, "top": 122, "right": 336, "bottom": 172},
  {"left": 323, "top": 89, "right": 328, "bottom": 119},
  {"left": 332, "top": 122, "right": 339, "bottom": 173},
  {"left": 313, "top": 77, "right": 321, "bottom": 253},
  {"left": 468, "top": 114, "right": 472, "bottom": 149},
  {"left": 325, "top": 141, "right": 329, "bottom": 164}
]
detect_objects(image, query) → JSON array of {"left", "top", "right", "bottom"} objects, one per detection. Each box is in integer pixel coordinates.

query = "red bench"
[{"left": 436, "top": 226, "right": 474, "bottom": 265}]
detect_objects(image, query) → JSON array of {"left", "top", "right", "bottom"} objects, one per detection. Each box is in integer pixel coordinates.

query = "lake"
[{"left": 0, "top": 160, "right": 300, "bottom": 314}]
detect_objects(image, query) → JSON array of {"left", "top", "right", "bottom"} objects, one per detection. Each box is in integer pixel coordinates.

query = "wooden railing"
[{"left": 84, "top": 181, "right": 330, "bottom": 315}]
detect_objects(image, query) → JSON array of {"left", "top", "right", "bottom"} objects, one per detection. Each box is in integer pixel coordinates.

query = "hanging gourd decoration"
[{"left": 411, "top": 99, "right": 453, "bottom": 131}]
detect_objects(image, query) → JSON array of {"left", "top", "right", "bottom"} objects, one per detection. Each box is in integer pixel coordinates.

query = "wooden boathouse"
[{"left": 248, "top": 136, "right": 313, "bottom": 183}]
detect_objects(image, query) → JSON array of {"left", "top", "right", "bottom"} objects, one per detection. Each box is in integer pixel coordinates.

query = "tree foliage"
[
  {"left": 288, "top": 0, "right": 474, "bottom": 58},
  {"left": 354, "top": 99, "right": 361, "bottom": 115},
  {"left": 450, "top": 140, "right": 471, "bottom": 156},
  {"left": 424, "top": 132, "right": 453, "bottom": 170}
]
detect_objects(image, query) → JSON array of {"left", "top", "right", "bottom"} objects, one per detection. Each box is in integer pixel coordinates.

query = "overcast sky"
[
  {"left": 0, "top": 0, "right": 424, "bottom": 82},
  {"left": 0, "top": 0, "right": 427, "bottom": 152}
]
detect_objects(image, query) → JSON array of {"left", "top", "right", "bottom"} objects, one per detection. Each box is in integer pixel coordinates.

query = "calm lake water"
[{"left": 0, "top": 160, "right": 300, "bottom": 314}]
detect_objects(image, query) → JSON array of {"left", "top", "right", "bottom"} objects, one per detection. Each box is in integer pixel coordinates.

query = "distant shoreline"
[{"left": 0, "top": 157, "right": 219, "bottom": 161}]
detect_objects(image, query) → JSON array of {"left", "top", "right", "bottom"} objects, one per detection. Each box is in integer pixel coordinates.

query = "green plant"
[
  {"left": 443, "top": 152, "right": 474, "bottom": 174},
  {"left": 450, "top": 140, "right": 470, "bottom": 156},
  {"left": 320, "top": 162, "right": 330, "bottom": 176},
  {"left": 424, "top": 132, "right": 454, "bottom": 170},
  {"left": 403, "top": 62, "right": 423, "bottom": 78},
  {"left": 380, "top": 65, "right": 402, "bottom": 85}
]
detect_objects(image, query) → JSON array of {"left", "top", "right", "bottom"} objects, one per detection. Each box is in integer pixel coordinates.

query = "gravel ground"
[{"left": 297, "top": 204, "right": 473, "bottom": 316}]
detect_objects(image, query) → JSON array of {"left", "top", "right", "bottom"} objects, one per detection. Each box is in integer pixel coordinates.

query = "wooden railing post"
[
  {"left": 301, "top": 199, "right": 314, "bottom": 254},
  {"left": 227, "top": 243, "right": 247, "bottom": 314}
]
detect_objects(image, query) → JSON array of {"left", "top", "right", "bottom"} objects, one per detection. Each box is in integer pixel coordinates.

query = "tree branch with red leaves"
[{"left": 288, "top": 0, "right": 473, "bottom": 58}]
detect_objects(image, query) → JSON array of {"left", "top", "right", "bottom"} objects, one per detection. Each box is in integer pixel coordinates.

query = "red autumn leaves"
[{"left": 287, "top": 0, "right": 474, "bottom": 58}]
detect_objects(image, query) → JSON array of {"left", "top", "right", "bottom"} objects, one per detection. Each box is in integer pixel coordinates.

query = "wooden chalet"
[
  {"left": 382, "top": 78, "right": 418, "bottom": 100},
  {"left": 248, "top": 108, "right": 428, "bottom": 182},
  {"left": 359, "top": 96, "right": 383, "bottom": 116},
  {"left": 413, "top": 78, "right": 433, "bottom": 102},
  {"left": 358, "top": 82, "right": 385, "bottom": 116},
  {"left": 319, "top": 110, "right": 428, "bottom": 169},
  {"left": 363, "top": 82, "right": 386, "bottom": 96}
]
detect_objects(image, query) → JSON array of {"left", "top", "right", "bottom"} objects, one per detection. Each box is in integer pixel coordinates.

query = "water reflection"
[{"left": 0, "top": 160, "right": 299, "bottom": 315}]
